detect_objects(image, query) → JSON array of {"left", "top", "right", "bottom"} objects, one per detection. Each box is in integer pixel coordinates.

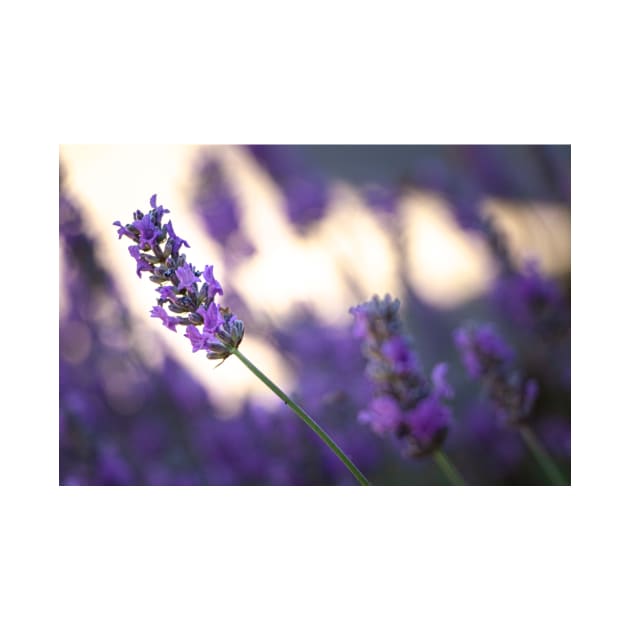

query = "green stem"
[
  {"left": 231, "top": 348, "right": 371, "bottom": 486},
  {"left": 433, "top": 449, "right": 466, "bottom": 485},
  {"left": 519, "top": 426, "right": 568, "bottom": 486}
]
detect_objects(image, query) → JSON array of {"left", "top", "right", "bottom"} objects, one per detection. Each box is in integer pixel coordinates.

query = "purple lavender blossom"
[
  {"left": 350, "top": 294, "right": 452, "bottom": 457},
  {"left": 453, "top": 323, "right": 539, "bottom": 426},
  {"left": 150, "top": 306, "right": 179, "bottom": 332},
  {"left": 492, "top": 258, "right": 568, "bottom": 338},
  {"left": 164, "top": 220, "right": 190, "bottom": 257},
  {"left": 431, "top": 363, "right": 454, "bottom": 400},
  {"left": 113, "top": 195, "right": 244, "bottom": 362},
  {"left": 194, "top": 157, "right": 242, "bottom": 243},
  {"left": 129, "top": 245, "right": 154, "bottom": 277},
  {"left": 175, "top": 263, "right": 198, "bottom": 292},
  {"left": 203, "top": 265, "right": 223, "bottom": 298},
  {"left": 184, "top": 325, "right": 209, "bottom": 353},
  {"left": 406, "top": 396, "right": 451, "bottom": 454},
  {"left": 358, "top": 396, "right": 401, "bottom": 436},
  {"left": 453, "top": 323, "right": 514, "bottom": 378},
  {"left": 197, "top": 302, "right": 220, "bottom": 333}
]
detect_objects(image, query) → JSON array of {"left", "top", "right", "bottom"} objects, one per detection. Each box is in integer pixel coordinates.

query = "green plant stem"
[
  {"left": 231, "top": 348, "right": 371, "bottom": 486},
  {"left": 433, "top": 449, "right": 466, "bottom": 485},
  {"left": 519, "top": 426, "right": 568, "bottom": 486}
]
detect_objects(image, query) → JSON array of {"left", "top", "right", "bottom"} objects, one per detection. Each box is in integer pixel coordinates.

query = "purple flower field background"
[{"left": 59, "top": 145, "right": 570, "bottom": 485}]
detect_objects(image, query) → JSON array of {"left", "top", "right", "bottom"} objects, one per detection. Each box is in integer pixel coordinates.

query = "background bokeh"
[{"left": 59, "top": 144, "right": 570, "bottom": 485}]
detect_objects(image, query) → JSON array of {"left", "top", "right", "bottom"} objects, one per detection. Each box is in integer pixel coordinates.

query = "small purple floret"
[
  {"left": 431, "top": 363, "right": 453, "bottom": 400},
  {"left": 133, "top": 213, "right": 161, "bottom": 249},
  {"left": 197, "top": 302, "right": 220, "bottom": 334},
  {"left": 175, "top": 263, "right": 198, "bottom": 292},
  {"left": 150, "top": 305, "right": 178, "bottom": 332},
  {"left": 358, "top": 396, "right": 401, "bottom": 435},
  {"left": 203, "top": 265, "right": 224, "bottom": 298}
]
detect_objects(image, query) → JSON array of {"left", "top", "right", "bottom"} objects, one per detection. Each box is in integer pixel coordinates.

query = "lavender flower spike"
[
  {"left": 350, "top": 295, "right": 455, "bottom": 461},
  {"left": 453, "top": 323, "right": 567, "bottom": 485},
  {"left": 453, "top": 323, "right": 535, "bottom": 425},
  {"left": 113, "top": 195, "right": 244, "bottom": 361}
]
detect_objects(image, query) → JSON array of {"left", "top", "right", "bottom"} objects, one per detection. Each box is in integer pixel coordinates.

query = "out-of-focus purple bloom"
[
  {"left": 453, "top": 323, "right": 514, "bottom": 378},
  {"left": 453, "top": 323, "right": 539, "bottom": 426},
  {"left": 493, "top": 258, "right": 568, "bottom": 338},
  {"left": 522, "top": 379, "right": 539, "bottom": 416},
  {"left": 358, "top": 396, "right": 401, "bottom": 436},
  {"left": 467, "top": 403, "right": 525, "bottom": 478},
  {"left": 431, "top": 363, "right": 453, "bottom": 400},
  {"left": 194, "top": 157, "right": 241, "bottom": 243},
  {"left": 246, "top": 145, "right": 329, "bottom": 229},
  {"left": 406, "top": 396, "right": 451, "bottom": 455},
  {"left": 350, "top": 294, "right": 452, "bottom": 457},
  {"left": 382, "top": 336, "right": 420, "bottom": 374}
]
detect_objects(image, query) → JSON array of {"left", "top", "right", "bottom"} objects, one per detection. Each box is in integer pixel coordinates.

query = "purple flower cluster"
[
  {"left": 453, "top": 323, "right": 539, "bottom": 425},
  {"left": 492, "top": 258, "right": 567, "bottom": 338},
  {"left": 194, "top": 158, "right": 240, "bottom": 242},
  {"left": 350, "top": 295, "right": 453, "bottom": 457},
  {"left": 113, "top": 195, "right": 244, "bottom": 360},
  {"left": 246, "top": 145, "right": 329, "bottom": 229}
]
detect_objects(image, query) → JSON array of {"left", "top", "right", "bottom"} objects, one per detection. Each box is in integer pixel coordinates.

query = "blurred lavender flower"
[
  {"left": 492, "top": 258, "right": 569, "bottom": 339},
  {"left": 453, "top": 323, "right": 539, "bottom": 426},
  {"left": 350, "top": 295, "right": 453, "bottom": 457},
  {"left": 246, "top": 145, "right": 329, "bottom": 229},
  {"left": 193, "top": 156, "right": 255, "bottom": 262},
  {"left": 113, "top": 195, "right": 244, "bottom": 361},
  {"left": 194, "top": 158, "right": 240, "bottom": 242},
  {"left": 362, "top": 183, "right": 400, "bottom": 214}
]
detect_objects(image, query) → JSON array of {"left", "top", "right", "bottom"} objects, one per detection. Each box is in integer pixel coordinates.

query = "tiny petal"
[
  {"left": 381, "top": 336, "right": 419, "bottom": 374},
  {"left": 405, "top": 396, "right": 450, "bottom": 454},
  {"left": 522, "top": 378, "right": 539, "bottom": 416},
  {"left": 150, "top": 305, "right": 178, "bottom": 332},
  {"left": 203, "top": 265, "right": 224, "bottom": 297},
  {"left": 128, "top": 245, "right": 153, "bottom": 278},
  {"left": 156, "top": 285, "right": 177, "bottom": 303},
  {"left": 431, "top": 363, "right": 454, "bottom": 400},
  {"left": 165, "top": 220, "right": 190, "bottom": 257},
  {"left": 184, "top": 325, "right": 208, "bottom": 352},
  {"left": 197, "top": 302, "right": 220, "bottom": 334},
  {"left": 132, "top": 213, "right": 161, "bottom": 248},
  {"left": 113, "top": 221, "right": 137, "bottom": 240},
  {"left": 175, "top": 263, "right": 198, "bottom": 292},
  {"left": 358, "top": 396, "right": 401, "bottom": 436}
]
